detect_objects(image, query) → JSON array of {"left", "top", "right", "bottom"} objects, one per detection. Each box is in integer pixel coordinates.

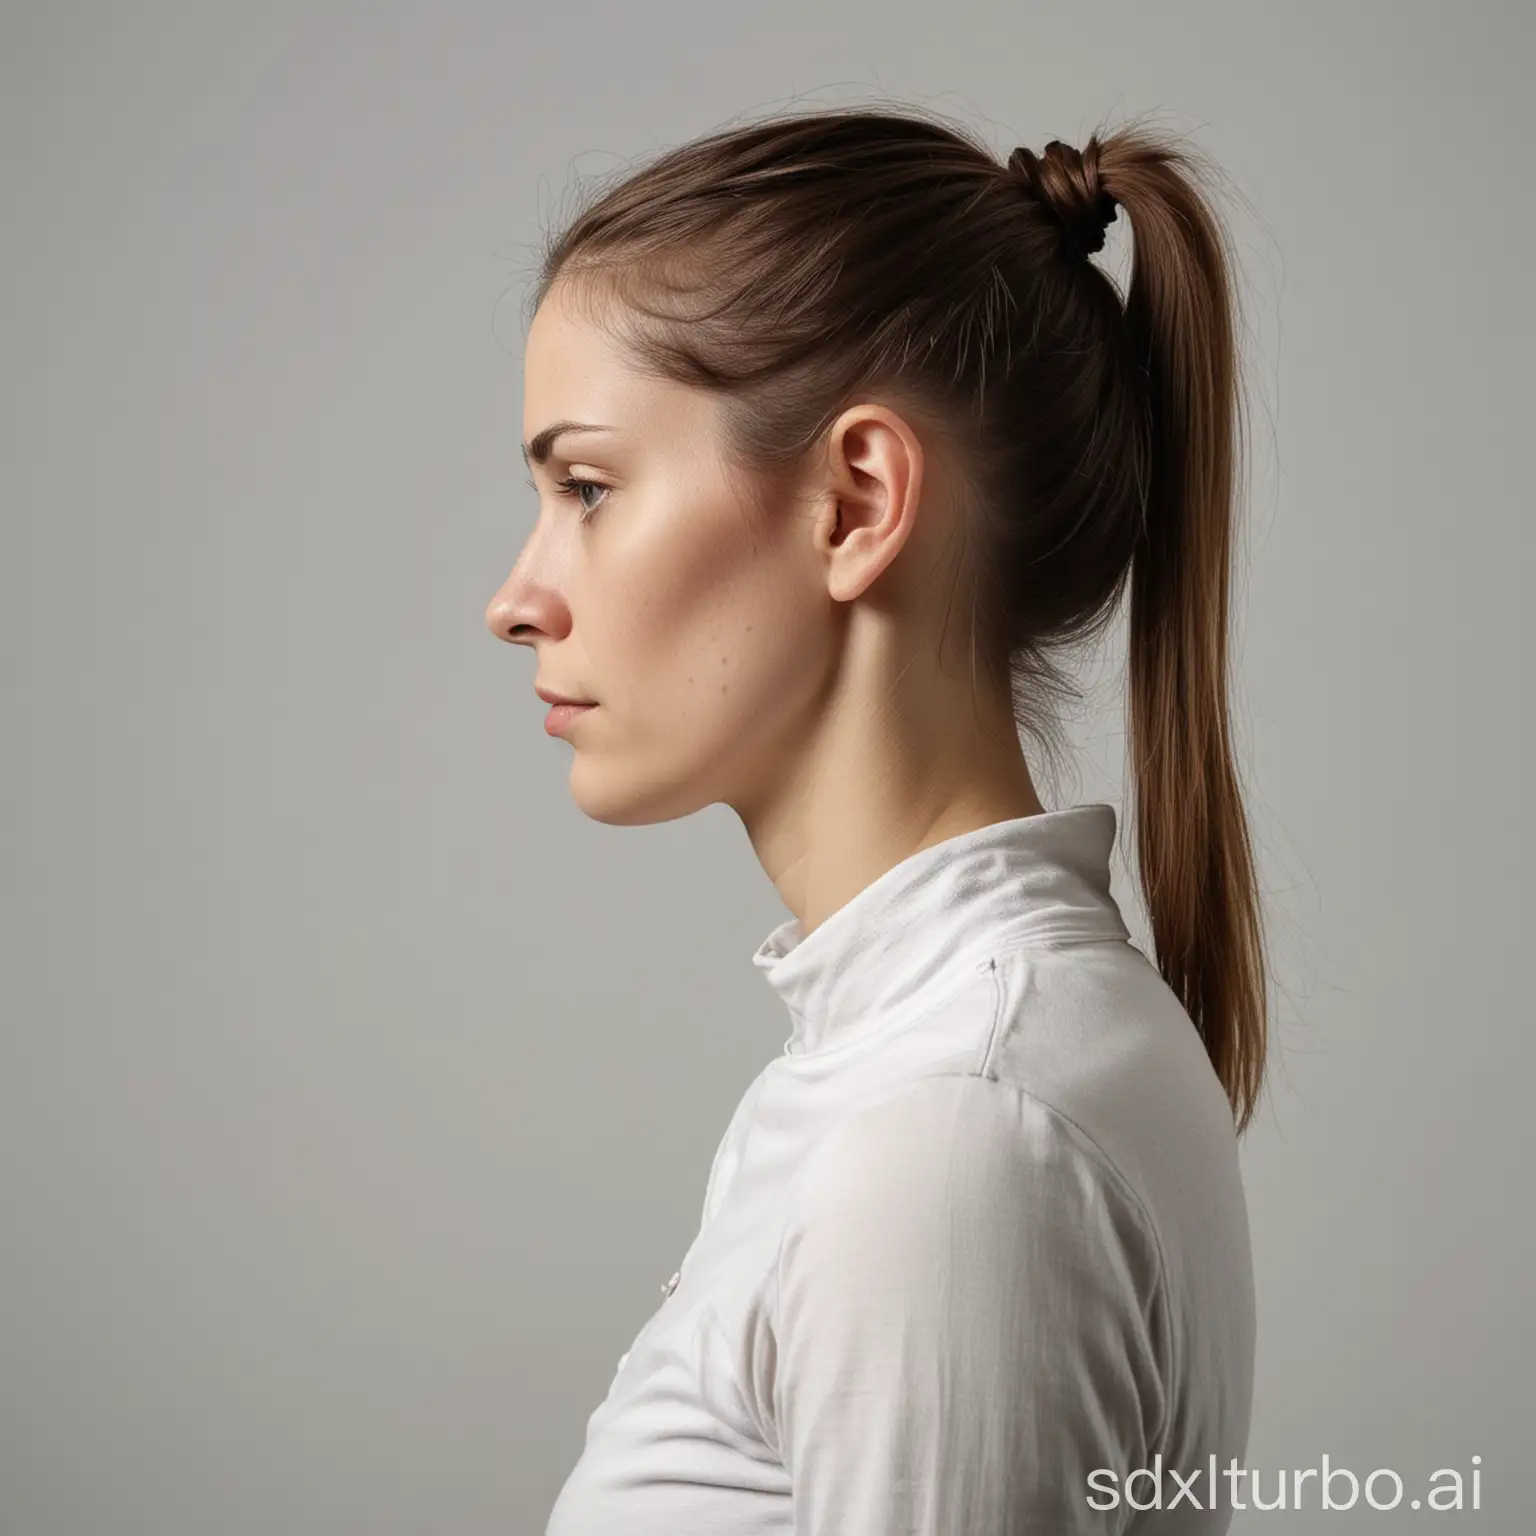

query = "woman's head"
[
  {"left": 486, "top": 103, "right": 1269, "bottom": 1132},
  {"left": 498, "top": 269, "right": 1013, "bottom": 836}
]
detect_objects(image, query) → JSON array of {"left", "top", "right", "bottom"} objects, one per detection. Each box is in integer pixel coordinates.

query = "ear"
[{"left": 814, "top": 404, "right": 925, "bottom": 604}]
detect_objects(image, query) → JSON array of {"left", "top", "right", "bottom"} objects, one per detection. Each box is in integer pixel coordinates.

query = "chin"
[{"left": 567, "top": 752, "right": 714, "bottom": 828}]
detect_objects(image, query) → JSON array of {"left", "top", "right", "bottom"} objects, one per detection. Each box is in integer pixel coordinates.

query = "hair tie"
[{"left": 1008, "top": 141, "right": 1119, "bottom": 259}]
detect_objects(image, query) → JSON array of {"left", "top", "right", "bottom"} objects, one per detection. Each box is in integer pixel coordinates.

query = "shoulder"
[
  {"left": 764, "top": 1071, "right": 1174, "bottom": 1474},
  {"left": 775, "top": 1071, "right": 1164, "bottom": 1308}
]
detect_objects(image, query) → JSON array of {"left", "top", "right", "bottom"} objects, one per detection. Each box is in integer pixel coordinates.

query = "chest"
[{"left": 544, "top": 1162, "right": 791, "bottom": 1535}]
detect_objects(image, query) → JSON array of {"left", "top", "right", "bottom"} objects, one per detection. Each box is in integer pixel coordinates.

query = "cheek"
[{"left": 598, "top": 508, "right": 825, "bottom": 741}]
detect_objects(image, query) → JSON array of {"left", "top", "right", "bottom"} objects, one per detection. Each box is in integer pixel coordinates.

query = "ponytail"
[{"left": 1113, "top": 135, "right": 1268, "bottom": 1134}]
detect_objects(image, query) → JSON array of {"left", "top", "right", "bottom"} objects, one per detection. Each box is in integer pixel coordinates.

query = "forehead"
[
  {"left": 523, "top": 285, "right": 627, "bottom": 411},
  {"left": 522, "top": 282, "right": 720, "bottom": 453}
]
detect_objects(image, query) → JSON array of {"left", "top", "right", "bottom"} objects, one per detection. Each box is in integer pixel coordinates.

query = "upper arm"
[{"left": 770, "top": 1073, "right": 1168, "bottom": 1536}]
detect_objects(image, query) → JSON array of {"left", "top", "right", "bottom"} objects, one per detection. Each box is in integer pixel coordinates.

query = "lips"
[{"left": 543, "top": 700, "right": 596, "bottom": 738}]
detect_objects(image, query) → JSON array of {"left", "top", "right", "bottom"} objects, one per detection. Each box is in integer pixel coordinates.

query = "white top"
[{"left": 544, "top": 803, "right": 1256, "bottom": 1534}]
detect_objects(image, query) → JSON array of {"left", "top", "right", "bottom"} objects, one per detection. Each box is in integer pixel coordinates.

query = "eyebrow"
[{"left": 520, "top": 420, "right": 616, "bottom": 468}]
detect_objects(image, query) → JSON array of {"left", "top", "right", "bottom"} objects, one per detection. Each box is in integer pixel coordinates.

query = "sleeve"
[{"left": 768, "top": 1072, "right": 1169, "bottom": 1536}]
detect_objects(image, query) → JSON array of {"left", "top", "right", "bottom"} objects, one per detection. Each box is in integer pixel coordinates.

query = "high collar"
[{"left": 751, "top": 803, "right": 1129, "bottom": 1058}]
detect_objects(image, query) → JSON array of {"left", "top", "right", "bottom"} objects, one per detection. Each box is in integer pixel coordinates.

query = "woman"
[{"left": 486, "top": 103, "right": 1267, "bottom": 1535}]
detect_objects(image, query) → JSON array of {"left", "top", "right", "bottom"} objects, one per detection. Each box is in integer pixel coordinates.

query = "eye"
[
  {"left": 559, "top": 476, "right": 611, "bottom": 524},
  {"left": 525, "top": 473, "right": 610, "bottom": 525}
]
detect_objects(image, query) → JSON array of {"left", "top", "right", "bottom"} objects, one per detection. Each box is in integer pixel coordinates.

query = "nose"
[
  {"left": 485, "top": 568, "right": 566, "bottom": 647},
  {"left": 485, "top": 525, "right": 573, "bottom": 647}
]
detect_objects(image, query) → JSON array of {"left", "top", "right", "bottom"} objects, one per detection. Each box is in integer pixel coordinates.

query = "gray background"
[{"left": 4, "top": 1, "right": 1530, "bottom": 1531}]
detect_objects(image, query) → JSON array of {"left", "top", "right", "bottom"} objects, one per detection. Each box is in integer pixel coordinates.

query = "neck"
[{"left": 733, "top": 657, "right": 1047, "bottom": 937}]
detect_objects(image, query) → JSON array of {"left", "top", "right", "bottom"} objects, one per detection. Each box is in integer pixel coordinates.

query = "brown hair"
[{"left": 525, "top": 103, "right": 1268, "bottom": 1134}]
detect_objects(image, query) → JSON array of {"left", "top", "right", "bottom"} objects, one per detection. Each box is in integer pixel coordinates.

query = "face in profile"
[{"left": 485, "top": 281, "right": 838, "bottom": 827}]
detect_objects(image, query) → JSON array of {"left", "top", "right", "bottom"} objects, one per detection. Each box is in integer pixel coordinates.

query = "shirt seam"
[
  {"left": 992, "top": 1076, "right": 1178, "bottom": 1458},
  {"left": 982, "top": 939, "right": 1178, "bottom": 1453},
  {"left": 700, "top": 1299, "right": 781, "bottom": 1458},
  {"left": 976, "top": 956, "right": 1007, "bottom": 1077}
]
